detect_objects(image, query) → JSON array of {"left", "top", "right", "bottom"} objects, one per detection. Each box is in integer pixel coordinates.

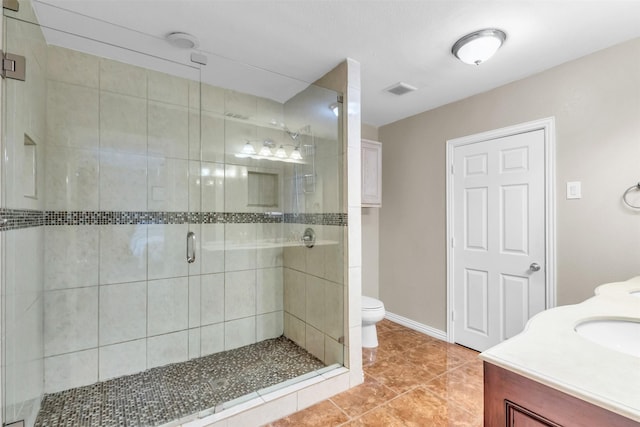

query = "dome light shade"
[
  {"left": 290, "top": 147, "right": 303, "bottom": 160},
  {"left": 241, "top": 141, "right": 256, "bottom": 155},
  {"left": 452, "top": 29, "right": 506, "bottom": 65},
  {"left": 259, "top": 145, "right": 273, "bottom": 156},
  {"left": 275, "top": 145, "right": 288, "bottom": 158}
]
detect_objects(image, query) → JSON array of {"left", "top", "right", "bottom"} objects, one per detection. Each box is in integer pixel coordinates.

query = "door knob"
[{"left": 529, "top": 263, "right": 541, "bottom": 272}]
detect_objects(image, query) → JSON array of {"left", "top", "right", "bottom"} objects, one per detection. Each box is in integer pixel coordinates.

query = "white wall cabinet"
[{"left": 361, "top": 139, "right": 382, "bottom": 207}]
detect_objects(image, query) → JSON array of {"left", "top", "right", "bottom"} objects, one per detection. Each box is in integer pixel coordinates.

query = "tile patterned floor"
[
  {"left": 34, "top": 337, "right": 325, "bottom": 427},
  {"left": 269, "top": 319, "right": 483, "bottom": 426}
]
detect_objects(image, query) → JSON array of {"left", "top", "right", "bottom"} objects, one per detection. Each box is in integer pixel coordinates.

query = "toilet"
[{"left": 361, "top": 296, "right": 385, "bottom": 348}]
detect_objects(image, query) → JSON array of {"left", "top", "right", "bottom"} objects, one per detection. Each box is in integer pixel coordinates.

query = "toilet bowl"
[{"left": 361, "top": 296, "right": 385, "bottom": 348}]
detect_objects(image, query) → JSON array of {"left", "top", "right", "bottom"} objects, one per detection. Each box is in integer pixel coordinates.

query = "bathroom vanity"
[{"left": 480, "top": 277, "right": 640, "bottom": 426}]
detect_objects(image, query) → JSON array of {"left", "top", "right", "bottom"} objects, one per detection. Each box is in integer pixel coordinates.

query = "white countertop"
[{"left": 479, "top": 276, "right": 640, "bottom": 422}]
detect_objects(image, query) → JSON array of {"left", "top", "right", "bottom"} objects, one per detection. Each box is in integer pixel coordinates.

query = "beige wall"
[
  {"left": 379, "top": 38, "right": 640, "bottom": 332},
  {"left": 361, "top": 123, "right": 380, "bottom": 298}
]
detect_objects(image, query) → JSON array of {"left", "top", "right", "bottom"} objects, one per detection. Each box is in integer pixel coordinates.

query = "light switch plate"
[{"left": 566, "top": 181, "right": 581, "bottom": 199}]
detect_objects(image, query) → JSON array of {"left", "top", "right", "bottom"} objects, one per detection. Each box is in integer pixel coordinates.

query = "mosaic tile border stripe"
[
  {"left": 0, "top": 208, "right": 45, "bottom": 231},
  {"left": 0, "top": 209, "right": 348, "bottom": 231}
]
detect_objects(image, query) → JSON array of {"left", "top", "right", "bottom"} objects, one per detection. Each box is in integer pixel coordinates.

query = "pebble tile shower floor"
[{"left": 35, "top": 337, "right": 326, "bottom": 427}]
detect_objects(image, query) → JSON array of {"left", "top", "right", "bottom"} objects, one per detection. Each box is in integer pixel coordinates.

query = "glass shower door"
[
  {"left": 1, "top": 7, "right": 48, "bottom": 426},
  {"left": 1, "top": 4, "right": 205, "bottom": 425}
]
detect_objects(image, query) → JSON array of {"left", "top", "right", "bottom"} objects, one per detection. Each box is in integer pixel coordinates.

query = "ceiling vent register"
[{"left": 385, "top": 82, "right": 417, "bottom": 96}]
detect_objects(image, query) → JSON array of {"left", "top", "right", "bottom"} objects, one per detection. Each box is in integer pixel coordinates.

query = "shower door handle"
[{"left": 187, "top": 231, "right": 196, "bottom": 263}]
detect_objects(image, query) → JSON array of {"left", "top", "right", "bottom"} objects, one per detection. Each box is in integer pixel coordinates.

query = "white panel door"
[{"left": 453, "top": 129, "right": 546, "bottom": 351}]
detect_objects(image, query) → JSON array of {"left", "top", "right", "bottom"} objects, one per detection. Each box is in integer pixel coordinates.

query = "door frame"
[{"left": 445, "top": 117, "right": 557, "bottom": 344}]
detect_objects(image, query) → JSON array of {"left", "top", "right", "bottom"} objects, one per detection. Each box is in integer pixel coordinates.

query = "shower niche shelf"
[{"left": 23, "top": 133, "right": 37, "bottom": 199}]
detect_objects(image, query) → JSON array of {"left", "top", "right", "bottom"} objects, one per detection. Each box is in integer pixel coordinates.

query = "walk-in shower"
[{"left": 1, "top": 2, "right": 347, "bottom": 425}]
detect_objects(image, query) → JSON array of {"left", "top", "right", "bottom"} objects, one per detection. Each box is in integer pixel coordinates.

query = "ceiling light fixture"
[
  {"left": 452, "top": 29, "right": 506, "bottom": 65},
  {"left": 166, "top": 32, "right": 200, "bottom": 49}
]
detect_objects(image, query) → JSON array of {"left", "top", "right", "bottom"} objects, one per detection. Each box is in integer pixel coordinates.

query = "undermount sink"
[{"left": 575, "top": 320, "right": 640, "bottom": 357}]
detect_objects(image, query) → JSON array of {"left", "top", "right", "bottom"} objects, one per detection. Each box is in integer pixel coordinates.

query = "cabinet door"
[
  {"left": 507, "top": 401, "right": 561, "bottom": 427},
  {"left": 361, "top": 139, "right": 382, "bottom": 206}
]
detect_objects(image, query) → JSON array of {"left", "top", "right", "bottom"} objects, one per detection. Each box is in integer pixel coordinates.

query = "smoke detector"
[
  {"left": 385, "top": 82, "right": 417, "bottom": 96},
  {"left": 166, "top": 32, "right": 200, "bottom": 49}
]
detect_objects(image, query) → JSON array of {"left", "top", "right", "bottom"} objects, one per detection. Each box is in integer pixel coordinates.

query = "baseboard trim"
[{"left": 384, "top": 311, "right": 448, "bottom": 342}]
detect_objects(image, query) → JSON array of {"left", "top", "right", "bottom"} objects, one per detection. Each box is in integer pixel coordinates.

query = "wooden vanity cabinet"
[{"left": 484, "top": 362, "right": 639, "bottom": 427}]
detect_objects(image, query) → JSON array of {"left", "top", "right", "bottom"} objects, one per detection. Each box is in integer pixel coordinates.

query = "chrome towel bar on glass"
[{"left": 622, "top": 182, "right": 640, "bottom": 209}]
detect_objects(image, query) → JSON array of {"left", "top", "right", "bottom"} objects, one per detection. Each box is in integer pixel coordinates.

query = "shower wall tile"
[
  {"left": 257, "top": 223, "right": 284, "bottom": 268},
  {"left": 45, "top": 225, "right": 99, "bottom": 290},
  {"left": 188, "top": 160, "right": 202, "bottom": 212},
  {"left": 305, "top": 324, "right": 325, "bottom": 362},
  {"left": 188, "top": 328, "right": 201, "bottom": 360},
  {"left": 347, "top": 206, "right": 361, "bottom": 268},
  {"left": 225, "top": 90, "right": 257, "bottom": 119},
  {"left": 44, "top": 349, "right": 98, "bottom": 393},
  {"left": 199, "top": 162, "right": 224, "bottom": 212},
  {"left": 188, "top": 109, "right": 201, "bottom": 161},
  {"left": 44, "top": 287, "right": 98, "bottom": 356},
  {"left": 99, "top": 152, "right": 147, "bottom": 211},
  {"left": 283, "top": 313, "right": 305, "bottom": 348},
  {"left": 257, "top": 312, "right": 283, "bottom": 341},
  {"left": 225, "top": 270, "right": 256, "bottom": 320},
  {"left": 148, "top": 157, "right": 189, "bottom": 212},
  {"left": 201, "top": 273, "right": 225, "bottom": 326},
  {"left": 148, "top": 101, "right": 189, "bottom": 159},
  {"left": 147, "top": 330, "right": 188, "bottom": 369},
  {"left": 224, "top": 223, "right": 257, "bottom": 271},
  {"left": 188, "top": 80, "right": 200, "bottom": 110},
  {"left": 46, "top": 80, "right": 99, "bottom": 149},
  {"left": 201, "top": 323, "right": 224, "bottom": 356},
  {"left": 99, "top": 58, "right": 147, "bottom": 98},
  {"left": 47, "top": 45, "right": 99, "bottom": 88},
  {"left": 147, "top": 277, "right": 189, "bottom": 336},
  {"left": 99, "top": 92, "right": 147, "bottom": 155},
  {"left": 99, "top": 281, "right": 147, "bottom": 346},
  {"left": 200, "top": 224, "right": 225, "bottom": 274},
  {"left": 45, "top": 146, "right": 99, "bottom": 211},
  {"left": 201, "top": 83, "right": 225, "bottom": 113},
  {"left": 348, "top": 266, "right": 362, "bottom": 329},
  {"left": 99, "top": 224, "right": 147, "bottom": 285},
  {"left": 305, "top": 276, "right": 325, "bottom": 332},
  {"left": 283, "top": 224, "right": 306, "bottom": 271},
  {"left": 325, "top": 336, "right": 344, "bottom": 366},
  {"left": 224, "top": 317, "right": 256, "bottom": 351},
  {"left": 257, "top": 267, "right": 283, "bottom": 314},
  {"left": 324, "top": 227, "right": 344, "bottom": 285},
  {"left": 284, "top": 268, "right": 306, "bottom": 321},
  {"left": 347, "top": 146, "right": 362, "bottom": 208},
  {"left": 147, "top": 224, "right": 188, "bottom": 280},
  {"left": 325, "top": 281, "right": 344, "bottom": 341},
  {"left": 256, "top": 98, "right": 284, "bottom": 126},
  {"left": 148, "top": 69, "right": 189, "bottom": 106},
  {"left": 201, "top": 112, "right": 225, "bottom": 163},
  {"left": 99, "top": 339, "right": 146, "bottom": 381},
  {"left": 305, "top": 226, "right": 326, "bottom": 278},
  {"left": 188, "top": 276, "right": 201, "bottom": 328},
  {"left": 256, "top": 126, "right": 285, "bottom": 147}
]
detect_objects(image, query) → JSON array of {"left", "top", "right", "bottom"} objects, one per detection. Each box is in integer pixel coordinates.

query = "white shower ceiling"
[{"left": 33, "top": 0, "right": 640, "bottom": 126}]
